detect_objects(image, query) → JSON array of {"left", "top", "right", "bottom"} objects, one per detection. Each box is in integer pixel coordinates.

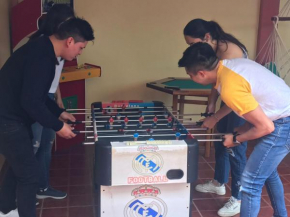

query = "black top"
[{"left": 0, "top": 36, "right": 64, "bottom": 131}]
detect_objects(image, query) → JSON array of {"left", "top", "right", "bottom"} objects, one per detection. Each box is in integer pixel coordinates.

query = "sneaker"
[
  {"left": 217, "top": 196, "right": 241, "bottom": 217},
  {"left": 195, "top": 180, "right": 226, "bottom": 195},
  {"left": 36, "top": 187, "right": 67, "bottom": 199},
  {"left": 0, "top": 209, "right": 19, "bottom": 217}
]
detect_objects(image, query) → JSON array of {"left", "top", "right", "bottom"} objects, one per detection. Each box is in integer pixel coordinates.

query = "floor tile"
[
  {"left": 198, "top": 163, "right": 213, "bottom": 171},
  {"left": 69, "top": 175, "right": 92, "bottom": 186},
  {"left": 198, "top": 170, "right": 215, "bottom": 179},
  {"left": 50, "top": 169, "right": 70, "bottom": 178},
  {"left": 50, "top": 177, "right": 69, "bottom": 187},
  {"left": 191, "top": 211, "right": 202, "bottom": 217},
  {"left": 257, "top": 207, "right": 274, "bottom": 217},
  {"left": 42, "top": 207, "right": 68, "bottom": 217},
  {"left": 42, "top": 197, "right": 69, "bottom": 208},
  {"left": 69, "top": 185, "right": 94, "bottom": 195},
  {"left": 193, "top": 199, "right": 223, "bottom": 211},
  {"left": 69, "top": 194, "right": 94, "bottom": 207},
  {"left": 68, "top": 206, "right": 94, "bottom": 217},
  {"left": 70, "top": 168, "right": 91, "bottom": 177}
]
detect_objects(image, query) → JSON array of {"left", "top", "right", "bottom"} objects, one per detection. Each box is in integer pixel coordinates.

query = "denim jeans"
[
  {"left": 31, "top": 93, "right": 56, "bottom": 189},
  {"left": 240, "top": 116, "right": 290, "bottom": 217},
  {"left": 0, "top": 120, "right": 39, "bottom": 217},
  {"left": 215, "top": 107, "right": 247, "bottom": 200}
]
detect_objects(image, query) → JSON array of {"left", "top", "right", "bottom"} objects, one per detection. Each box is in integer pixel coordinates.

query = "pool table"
[
  {"left": 146, "top": 77, "right": 212, "bottom": 113},
  {"left": 146, "top": 77, "right": 213, "bottom": 157}
]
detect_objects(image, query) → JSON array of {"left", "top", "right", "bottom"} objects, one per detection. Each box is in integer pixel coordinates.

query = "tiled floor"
[{"left": 36, "top": 142, "right": 290, "bottom": 217}]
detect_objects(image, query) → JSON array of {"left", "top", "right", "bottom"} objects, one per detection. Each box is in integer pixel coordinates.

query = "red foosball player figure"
[
  {"left": 122, "top": 104, "right": 126, "bottom": 111},
  {"left": 109, "top": 116, "right": 114, "bottom": 129},
  {"left": 124, "top": 116, "right": 129, "bottom": 128},
  {"left": 139, "top": 116, "right": 144, "bottom": 124},
  {"left": 152, "top": 116, "right": 158, "bottom": 128},
  {"left": 138, "top": 116, "right": 144, "bottom": 128},
  {"left": 167, "top": 116, "right": 173, "bottom": 127}
]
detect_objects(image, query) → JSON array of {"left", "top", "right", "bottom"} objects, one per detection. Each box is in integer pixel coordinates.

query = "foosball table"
[{"left": 69, "top": 100, "right": 224, "bottom": 217}]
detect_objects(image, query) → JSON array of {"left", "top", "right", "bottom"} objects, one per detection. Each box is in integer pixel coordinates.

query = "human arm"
[
  {"left": 234, "top": 122, "right": 252, "bottom": 134},
  {"left": 206, "top": 86, "right": 219, "bottom": 113},
  {"left": 202, "top": 104, "right": 232, "bottom": 129},
  {"left": 56, "top": 112, "right": 76, "bottom": 139},
  {"left": 223, "top": 106, "right": 274, "bottom": 148},
  {"left": 21, "top": 56, "right": 71, "bottom": 134},
  {"left": 45, "top": 97, "right": 76, "bottom": 138}
]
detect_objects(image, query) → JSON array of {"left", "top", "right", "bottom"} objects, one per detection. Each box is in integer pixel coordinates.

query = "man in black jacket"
[{"left": 0, "top": 17, "right": 94, "bottom": 217}]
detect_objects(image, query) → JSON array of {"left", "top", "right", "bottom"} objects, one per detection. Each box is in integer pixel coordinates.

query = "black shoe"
[
  {"left": 36, "top": 187, "right": 67, "bottom": 199},
  {"left": 36, "top": 200, "right": 40, "bottom": 206}
]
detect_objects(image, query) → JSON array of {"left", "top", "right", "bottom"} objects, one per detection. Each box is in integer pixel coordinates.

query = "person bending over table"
[
  {"left": 183, "top": 18, "right": 247, "bottom": 217},
  {"left": 178, "top": 42, "right": 290, "bottom": 217},
  {"left": 0, "top": 18, "right": 94, "bottom": 217}
]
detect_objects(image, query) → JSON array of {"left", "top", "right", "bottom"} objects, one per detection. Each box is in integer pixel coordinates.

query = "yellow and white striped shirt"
[{"left": 215, "top": 59, "right": 290, "bottom": 121}]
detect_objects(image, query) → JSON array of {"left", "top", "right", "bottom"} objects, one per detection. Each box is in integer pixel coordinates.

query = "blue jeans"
[
  {"left": 215, "top": 108, "right": 247, "bottom": 200},
  {"left": 31, "top": 93, "right": 56, "bottom": 189},
  {"left": 240, "top": 116, "right": 290, "bottom": 217}
]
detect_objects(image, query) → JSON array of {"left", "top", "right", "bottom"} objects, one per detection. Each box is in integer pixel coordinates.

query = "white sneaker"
[
  {"left": 0, "top": 209, "right": 19, "bottom": 217},
  {"left": 195, "top": 180, "right": 226, "bottom": 195},
  {"left": 218, "top": 196, "right": 241, "bottom": 217}
]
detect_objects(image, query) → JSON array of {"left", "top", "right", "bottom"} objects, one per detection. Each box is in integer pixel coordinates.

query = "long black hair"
[
  {"left": 30, "top": 4, "right": 75, "bottom": 40},
  {"left": 183, "top": 18, "right": 247, "bottom": 53}
]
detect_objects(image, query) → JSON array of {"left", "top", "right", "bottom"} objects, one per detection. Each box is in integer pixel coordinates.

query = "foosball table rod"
[
  {"left": 68, "top": 110, "right": 212, "bottom": 117},
  {"left": 84, "top": 125, "right": 208, "bottom": 131},
  {"left": 83, "top": 133, "right": 225, "bottom": 139},
  {"left": 82, "top": 138, "right": 224, "bottom": 145},
  {"left": 72, "top": 117, "right": 193, "bottom": 123},
  {"left": 68, "top": 106, "right": 170, "bottom": 111},
  {"left": 68, "top": 121, "right": 186, "bottom": 128}
]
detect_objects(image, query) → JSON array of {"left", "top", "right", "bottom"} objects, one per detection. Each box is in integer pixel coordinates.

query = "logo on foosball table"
[
  {"left": 133, "top": 145, "right": 164, "bottom": 176},
  {"left": 124, "top": 185, "right": 168, "bottom": 217}
]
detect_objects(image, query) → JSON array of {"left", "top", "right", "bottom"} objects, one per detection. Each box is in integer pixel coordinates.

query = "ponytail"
[{"left": 208, "top": 21, "right": 247, "bottom": 52}]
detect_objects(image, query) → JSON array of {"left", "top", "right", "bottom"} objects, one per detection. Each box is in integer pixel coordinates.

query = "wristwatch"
[{"left": 233, "top": 133, "right": 241, "bottom": 145}]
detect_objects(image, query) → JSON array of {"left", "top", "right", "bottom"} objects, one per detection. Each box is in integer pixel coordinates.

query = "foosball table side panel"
[{"left": 95, "top": 183, "right": 193, "bottom": 217}]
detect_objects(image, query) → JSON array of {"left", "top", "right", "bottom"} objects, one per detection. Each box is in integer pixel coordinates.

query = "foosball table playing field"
[{"left": 68, "top": 100, "right": 225, "bottom": 217}]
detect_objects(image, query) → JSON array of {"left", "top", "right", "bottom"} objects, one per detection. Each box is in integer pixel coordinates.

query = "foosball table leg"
[
  {"left": 205, "top": 128, "right": 213, "bottom": 158},
  {"left": 172, "top": 95, "right": 178, "bottom": 112}
]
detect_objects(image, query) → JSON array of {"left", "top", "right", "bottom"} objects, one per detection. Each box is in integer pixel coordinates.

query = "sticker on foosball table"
[
  {"left": 124, "top": 185, "right": 168, "bottom": 217},
  {"left": 110, "top": 141, "right": 188, "bottom": 186},
  {"left": 132, "top": 145, "right": 164, "bottom": 175},
  {"left": 126, "top": 140, "right": 172, "bottom": 146}
]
